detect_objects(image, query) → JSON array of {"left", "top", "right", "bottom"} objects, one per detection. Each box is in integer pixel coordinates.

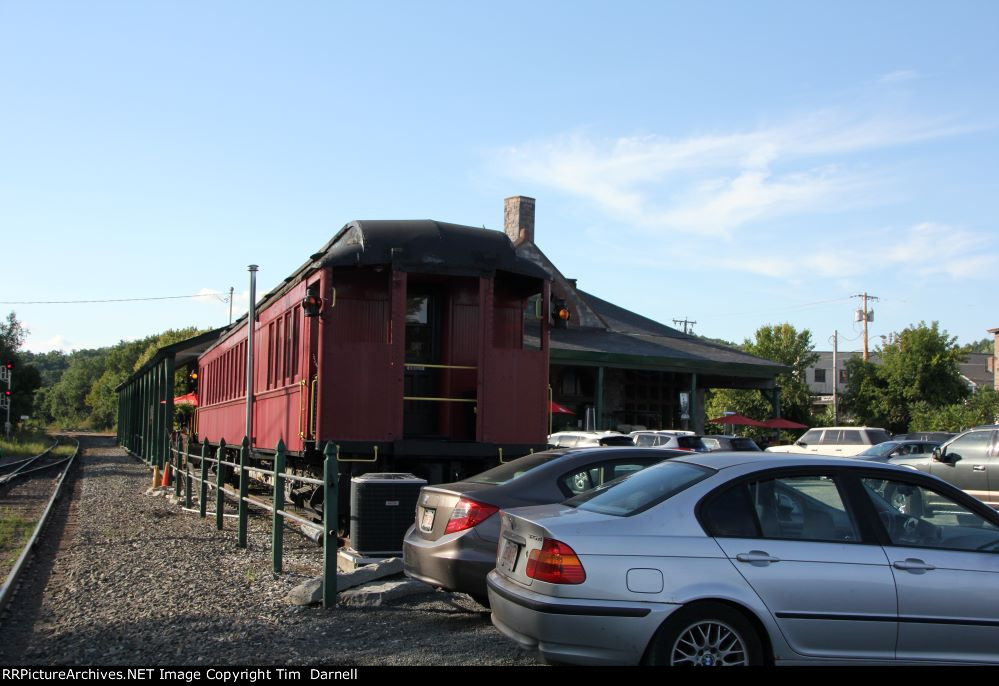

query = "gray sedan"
[
  {"left": 488, "top": 453, "right": 999, "bottom": 665},
  {"left": 402, "top": 447, "right": 684, "bottom": 605}
]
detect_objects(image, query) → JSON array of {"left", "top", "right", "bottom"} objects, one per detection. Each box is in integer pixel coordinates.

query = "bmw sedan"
[
  {"left": 487, "top": 453, "right": 999, "bottom": 665},
  {"left": 403, "top": 447, "right": 684, "bottom": 605}
]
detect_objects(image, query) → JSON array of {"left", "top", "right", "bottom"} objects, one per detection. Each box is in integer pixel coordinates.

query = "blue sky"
[{"left": 2, "top": 1, "right": 996, "bottom": 355}]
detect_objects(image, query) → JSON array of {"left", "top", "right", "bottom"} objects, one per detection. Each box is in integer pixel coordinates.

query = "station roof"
[
  {"left": 551, "top": 290, "right": 786, "bottom": 378},
  {"left": 115, "top": 328, "right": 225, "bottom": 390}
]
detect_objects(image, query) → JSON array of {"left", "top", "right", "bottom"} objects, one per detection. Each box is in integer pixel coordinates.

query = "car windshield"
[
  {"left": 677, "top": 436, "right": 707, "bottom": 451},
  {"left": 466, "top": 453, "right": 562, "bottom": 485},
  {"left": 599, "top": 435, "right": 635, "bottom": 446},
  {"left": 860, "top": 441, "right": 901, "bottom": 457},
  {"left": 564, "top": 461, "right": 714, "bottom": 516}
]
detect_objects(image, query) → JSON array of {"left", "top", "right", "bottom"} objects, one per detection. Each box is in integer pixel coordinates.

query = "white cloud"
[
  {"left": 192, "top": 288, "right": 250, "bottom": 323},
  {"left": 26, "top": 334, "right": 75, "bottom": 353},
  {"left": 878, "top": 69, "right": 921, "bottom": 84},
  {"left": 491, "top": 108, "right": 977, "bottom": 238},
  {"left": 714, "top": 222, "right": 998, "bottom": 282}
]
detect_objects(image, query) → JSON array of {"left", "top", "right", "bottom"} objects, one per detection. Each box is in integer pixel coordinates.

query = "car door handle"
[
  {"left": 893, "top": 558, "right": 936, "bottom": 572},
  {"left": 973, "top": 465, "right": 987, "bottom": 472},
  {"left": 736, "top": 551, "right": 780, "bottom": 565}
]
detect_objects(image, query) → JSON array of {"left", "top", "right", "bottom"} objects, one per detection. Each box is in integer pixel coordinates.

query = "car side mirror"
[
  {"left": 796, "top": 441, "right": 807, "bottom": 448},
  {"left": 932, "top": 447, "right": 948, "bottom": 463}
]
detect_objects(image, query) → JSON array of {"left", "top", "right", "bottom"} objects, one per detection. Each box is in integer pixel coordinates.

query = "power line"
[{"left": 0, "top": 292, "right": 229, "bottom": 305}]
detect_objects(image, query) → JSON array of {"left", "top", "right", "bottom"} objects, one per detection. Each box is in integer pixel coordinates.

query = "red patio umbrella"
[
  {"left": 173, "top": 392, "right": 198, "bottom": 407},
  {"left": 760, "top": 417, "right": 808, "bottom": 429},
  {"left": 549, "top": 400, "right": 575, "bottom": 415},
  {"left": 707, "top": 413, "right": 766, "bottom": 427}
]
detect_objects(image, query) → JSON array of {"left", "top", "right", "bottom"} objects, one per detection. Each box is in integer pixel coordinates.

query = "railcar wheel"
[{"left": 646, "top": 602, "right": 764, "bottom": 666}]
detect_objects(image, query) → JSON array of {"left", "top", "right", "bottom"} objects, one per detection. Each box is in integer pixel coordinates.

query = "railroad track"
[{"left": 0, "top": 436, "right": 80, "bottom": 615}]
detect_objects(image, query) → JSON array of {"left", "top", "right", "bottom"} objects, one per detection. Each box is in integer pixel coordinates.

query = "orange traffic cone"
[{"left": 161, "top": 463, "right": 171, "bottom": 488}]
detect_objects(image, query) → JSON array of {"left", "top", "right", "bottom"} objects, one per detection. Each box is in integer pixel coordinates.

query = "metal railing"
[{"left": 164, "top": 435, "right": 339, "bottom": 608}]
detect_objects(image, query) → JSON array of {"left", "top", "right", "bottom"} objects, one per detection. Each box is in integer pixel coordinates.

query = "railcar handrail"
[{"left": 403, "top": 396, "right": 477, "bottom": 403}]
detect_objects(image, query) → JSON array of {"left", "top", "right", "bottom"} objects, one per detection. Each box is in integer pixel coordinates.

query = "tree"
[
  {"left": 910, "top": 388, "right": 999, "bottom": 432},
  {"left": 843, "top": 321, "right": 969, "bottom": 433},
  {"left": 960, "top": 337, "right": 995, "bottom": 355},
  {"left": 705, "top": 323, "right": 820, "bottom": 434},
  {"left": 43, "top": 350, "right": 106, "bottom": 427},
  {"left": 0, "top": 311, "right": 42, "bottom": 421}
]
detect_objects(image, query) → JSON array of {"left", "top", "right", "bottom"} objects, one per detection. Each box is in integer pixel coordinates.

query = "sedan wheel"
[
  {"left": 646, "top": 602, "right": 764, "bottom": 666},
  {"left": 670, "top": 619, "right": 748, "bottom": 666}
]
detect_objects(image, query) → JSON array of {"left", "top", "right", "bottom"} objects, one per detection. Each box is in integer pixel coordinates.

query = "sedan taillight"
[
  {"left": 526, "top": 538, "right": 586, "bottom": 584},
  {"left": 444, "top": 498, "right": 498, "bottom": 534}
]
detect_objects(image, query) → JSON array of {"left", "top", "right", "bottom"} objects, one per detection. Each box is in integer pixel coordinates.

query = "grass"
[
  {"left": 0, "top": 431, "right": 69, "bottom": 461},
  {"left": 0, "top": 508, "right": 36, "bottom": 568}
]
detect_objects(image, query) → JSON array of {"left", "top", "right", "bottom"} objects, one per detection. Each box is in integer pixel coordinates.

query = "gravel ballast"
[{"left": 0, "top": 436, "right": 538, "bottom": 666}]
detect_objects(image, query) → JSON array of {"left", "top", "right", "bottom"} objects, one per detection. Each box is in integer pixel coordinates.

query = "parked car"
[
  {"left": 765, "top": 426, "right": 891, "bottom": 456},
  {"left": 853, "top": 440, "right": 941, "bottom": 463},
  {"left": 889, "top": 425, "right": 999, "bottom": 508},
  {"left": 547, "top": 431, "right": 634, "bottom": 448},
  {"left": 630, "top": 430, "right": 709, "bottom": 452},
  {"left": 488, "top": 453, "right": 999, "bottom": 665},
  {"left": 700, "top": 435, "right": 762, "bottom": 452},
  {"left": 893, "top": 431, "right": 955, "bottom": 443},
  {"left": 402, "top": 447, "right": 685, "bottom": 605}
]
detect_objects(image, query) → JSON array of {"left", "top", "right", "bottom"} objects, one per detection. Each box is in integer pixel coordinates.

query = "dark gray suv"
[{"left": 891, "top": 425, "right": 999, "bottom": 508}]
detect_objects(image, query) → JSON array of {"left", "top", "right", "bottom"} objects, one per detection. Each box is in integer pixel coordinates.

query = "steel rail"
[
  {"left": 0, "top": 439, "right": 59, "bottom": 484},
  {"left": 0, "top": 437, "right": 80, "bottom": 616}
]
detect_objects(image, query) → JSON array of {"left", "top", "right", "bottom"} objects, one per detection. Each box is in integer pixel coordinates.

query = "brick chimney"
[{"left": 504, "top": 195, "right": 535, "bottom": 246}]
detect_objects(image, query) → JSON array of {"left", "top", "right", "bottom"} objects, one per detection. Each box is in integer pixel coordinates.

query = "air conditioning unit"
[{"left": 349, "top": 473, "right": 427, "bottom": 556}]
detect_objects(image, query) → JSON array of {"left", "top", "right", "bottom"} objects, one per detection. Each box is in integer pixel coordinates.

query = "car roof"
[
  {"left": 803, "top": 426, "right": 887, "bottom": 431},
  {"left": 674, "top": 451, "right": 918, "bottom": 473}
]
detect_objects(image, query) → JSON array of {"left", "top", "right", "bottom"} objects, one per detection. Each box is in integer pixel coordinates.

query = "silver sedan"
[{"left": 487, "top": 453, "right": 999, "bottom": 665}]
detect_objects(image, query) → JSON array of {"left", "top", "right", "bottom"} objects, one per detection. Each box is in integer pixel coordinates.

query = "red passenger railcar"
[{"left": 196, "top": 220, "right": 551, "bottom": 495}]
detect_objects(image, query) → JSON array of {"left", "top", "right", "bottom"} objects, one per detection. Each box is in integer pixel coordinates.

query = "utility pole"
[
  {"left": 673, "top": 317, "right": 697, "bottom": 335},
  {"left": 852, "top": 293, "right": 879, "bottom": 361},
  {"left": 832, "top": 330, "right": 838, "bottom": 425},
  {"left": 228, "top": 286, "right": 234, "bottom": 325}
]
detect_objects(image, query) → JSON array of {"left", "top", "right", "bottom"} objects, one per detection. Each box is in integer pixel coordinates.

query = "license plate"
[
  {"left": 499, "top": 537, "right": 520, "bottom": 573},
  {"left": 420, "top": 507, "right": 435, "bottom": 532}
]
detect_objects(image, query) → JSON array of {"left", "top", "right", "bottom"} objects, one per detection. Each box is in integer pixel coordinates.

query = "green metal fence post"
[
  {"left": 272, "top": 439, "right": 286, "bottom": 574},
  {"left": 216, "top": 438, "right": 226, "bottom": 530},
  {"left": 174, "top": 433, "right": 182, "bottom": 497},
  {"left": 322, "top": 441, "right": 338, "bottom": 609},
  {"left": 184, "top": 435, "right": 193, "bottom": 510},
  {"left": 163, "top": 355, "right": 175, "bottom": 472},
  {"left": 199, "top": 438, "right": 209, "bottom": 518},
  {"left": 152, "top": 363, "right": 162, "bottom": 469},
  {"left": 237, "top": 436, "right": 249, "bottom": 548}
]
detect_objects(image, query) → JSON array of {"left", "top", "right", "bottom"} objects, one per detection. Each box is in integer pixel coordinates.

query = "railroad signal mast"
[{"left": 1, "top": 361, "right": 12, "bottom": 438}]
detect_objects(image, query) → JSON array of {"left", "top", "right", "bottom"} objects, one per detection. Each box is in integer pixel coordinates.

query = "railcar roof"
[
  {"left": 207, "top": 219, "right": 549, "bottom": 352},
  {"left": 322, "top": 220, "right": 548, "bottom": 280}
]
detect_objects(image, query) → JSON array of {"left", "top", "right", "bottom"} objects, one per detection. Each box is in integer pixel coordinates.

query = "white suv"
[
  {"left": 629, "top": 430, "right": 709, "bottom": 452},
  {"left": 547, "top": 431, "right": 635, "bottom": 448},
  {"left": 765, "top": 426, "right": 891, "bottom": 457}
]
